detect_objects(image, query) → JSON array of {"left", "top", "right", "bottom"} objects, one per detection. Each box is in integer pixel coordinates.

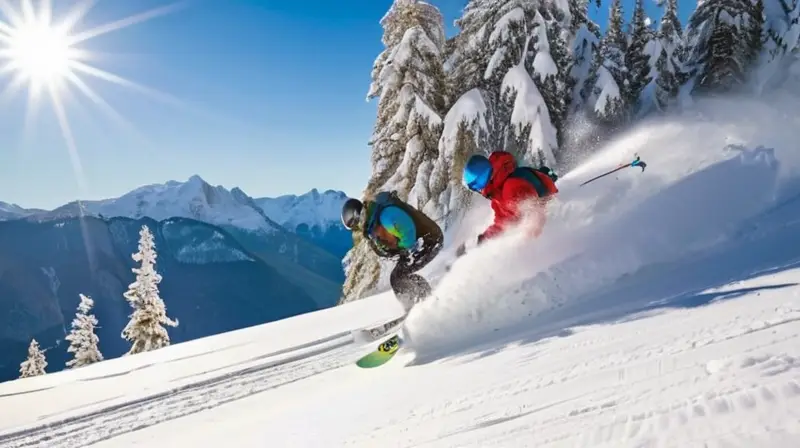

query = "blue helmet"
[{"left": 463, "top": 154, "right": 492, "bottom": 192}]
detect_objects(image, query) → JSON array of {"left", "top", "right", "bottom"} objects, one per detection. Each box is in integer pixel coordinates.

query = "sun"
[
  {"left": 0, "top": 0, "right": 183, "bottom": 192},
  {"left": 5, "top": 17, "right": 74, "bottom": 88}
]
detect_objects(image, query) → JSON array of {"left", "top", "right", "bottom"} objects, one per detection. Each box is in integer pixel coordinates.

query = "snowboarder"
[
  {"left": 341, "top": 191, "right": 443, "bottom": 311},
  {"left": 459, "top": 150, "right": 559, "bottom": 254}
]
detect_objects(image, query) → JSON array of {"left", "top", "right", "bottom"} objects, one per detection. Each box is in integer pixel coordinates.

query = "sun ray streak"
[
  {"left": 0, "top": 0, "right": 21, "bottom": 28},
  {"left": 20, "top": 0, "right": 35, "bottom": 24},
  {"left": 70, "top": 60, "right": 185, "bottom": 107},
  {"left": 41, "top": 0, "right": 52, "bottom": 26},
  {"left": 58, "top": 0, "right": 97, "bottom": 34},
  {"left": 21, "top": 78, "right": 42, "bottom": 140},
  {"left": 65, "top": 70, "right": 141, "bottom": 136},
  {"left": 67, "top": 2, "right": 186, "bottom": 45},
  {"left": 48, "top": 85, "right": 87, "bottom": 192}
]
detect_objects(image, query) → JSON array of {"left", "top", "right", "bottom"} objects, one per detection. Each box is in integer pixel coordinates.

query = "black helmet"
[{"left": 341, "top": 198, "right": 363, "bottom": 230}]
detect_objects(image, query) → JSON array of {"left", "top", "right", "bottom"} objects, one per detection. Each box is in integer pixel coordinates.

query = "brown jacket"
[{"left": 360, "top": 191, "right": 443, "bottom": 257}]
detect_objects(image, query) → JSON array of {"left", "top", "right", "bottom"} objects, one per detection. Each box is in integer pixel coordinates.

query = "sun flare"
[
  {"left": 6, "top": 18, "right": 74, "bottom": 87},
  {"left": 0, "top": 0, "right": 182, "bottom": 193}
]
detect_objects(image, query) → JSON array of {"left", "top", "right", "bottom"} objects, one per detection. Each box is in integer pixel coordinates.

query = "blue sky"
[{"left": 0, "top": 0, "right": 693, "bottom": 209}]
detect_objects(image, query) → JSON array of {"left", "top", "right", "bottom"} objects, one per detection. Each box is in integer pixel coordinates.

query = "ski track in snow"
[{"left": 0, "top": 335, "right": 364, "bottom": 448}]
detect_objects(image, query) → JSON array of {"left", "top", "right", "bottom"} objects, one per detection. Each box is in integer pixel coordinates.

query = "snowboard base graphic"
[{"left": 355, "top": 335, "right": 402, "bottom": 368}]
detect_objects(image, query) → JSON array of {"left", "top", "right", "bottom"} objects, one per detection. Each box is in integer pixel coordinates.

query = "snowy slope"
[
  {"left": 2, "top": 95, "right": 800, "bottom": 446},
  {"left": 255, "top": 188, "right": 348, "bottom": 232}
]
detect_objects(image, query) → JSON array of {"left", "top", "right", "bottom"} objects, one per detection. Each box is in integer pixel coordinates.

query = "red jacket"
[{"left": 479, "top": 151, "right": 558, "bottom": 242}]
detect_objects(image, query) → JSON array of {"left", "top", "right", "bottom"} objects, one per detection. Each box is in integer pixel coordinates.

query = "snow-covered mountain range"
[
  {"left": 11, "top": 175, "right": 347, "bottom": 239},
  {"left": 0, "top": 202, "right": 43, "bottom": 220},
  {"left": 1, "top": 175, "right": 352, "bottom": 258}
]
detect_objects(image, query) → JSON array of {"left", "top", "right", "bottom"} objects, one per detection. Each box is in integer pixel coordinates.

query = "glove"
[{"left": 476, "top": 233, "right": 486, "bottom": 245}]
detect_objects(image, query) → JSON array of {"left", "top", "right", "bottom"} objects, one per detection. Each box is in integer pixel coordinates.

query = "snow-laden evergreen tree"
[
  {"left": 121, "top": 225, "right": 178, "bottom": 354},
  {"left": 625, "top": 0, "right": 654, "bottom": 112},
  {"left": 534, "top": 6, "right": 573, "bottom": 156},
  {"left": 65, "top": 293, "right": 103, "bottom": 368},
  {"left": 19, "top": 339, "right": 46, "bottom": 378},
  {"left": 654, "top": 0, "right": 685, "bottom": 109},
  {"left": 684, "top": 0, "right": 765, "bottom": 93},
  {"left": 341, "top": 0, "right": 447, "bottom": 303},
  {"left": 567, "top": 0, "right": 601, "bottom": 113},
  {"left": 750, "top": 0, "right": 800, "bottom": 92},
  {"left": 448, "top": 0, "right": 570, "bottom": 166},
  {"left": 582, "top": 0, "right": 628, "bottom": 124}
]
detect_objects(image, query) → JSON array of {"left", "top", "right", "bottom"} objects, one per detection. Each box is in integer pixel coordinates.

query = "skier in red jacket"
[{"left": 460, "top": 151, "right": 559, "bottom": 253}]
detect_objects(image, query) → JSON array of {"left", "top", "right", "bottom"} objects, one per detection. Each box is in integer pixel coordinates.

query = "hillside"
[
  {"left": 20, "top": 176, "right": 347, "bottom": 308},
  {"left": 0, "top": 216, "right": 319, "bottom": 383}
]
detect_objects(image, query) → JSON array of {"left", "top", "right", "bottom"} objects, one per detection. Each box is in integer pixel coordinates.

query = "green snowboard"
[{"left": 355, "top": 335, "right": 402, "bottom": 368}]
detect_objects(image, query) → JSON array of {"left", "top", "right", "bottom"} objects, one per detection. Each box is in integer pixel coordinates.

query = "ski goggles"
[{"left": 464, "top": 170, "right": 491, "bottom": 192}]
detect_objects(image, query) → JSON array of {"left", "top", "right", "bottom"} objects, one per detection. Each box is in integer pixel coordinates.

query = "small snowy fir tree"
[
  {"left": 65, "top": 293, "right": 103, "bottom": 368},
  {"left": 19, "top": 339, "right": 47, "bottom": 378},
  {"left": 121, "top": 225, "right": 178, "bottom": 354},
  {"left": 342, "top": 0, "right": 447, "bottom": 303}
]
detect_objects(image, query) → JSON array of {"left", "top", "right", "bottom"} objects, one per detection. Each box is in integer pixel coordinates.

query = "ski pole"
[{"left": 580, "top": 155, "right": 647, "bottom": 187}]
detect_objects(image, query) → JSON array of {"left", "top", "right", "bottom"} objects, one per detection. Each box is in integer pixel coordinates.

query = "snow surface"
[
  {"left": 3, "top": 95, "right": 800, "bottom": 446},
  {"left": 255, "top": 188, "right": 348, "bottom": 232}
]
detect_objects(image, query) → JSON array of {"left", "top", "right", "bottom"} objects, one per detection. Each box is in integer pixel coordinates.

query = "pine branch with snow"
[
  {"left": 684, "top": 0, "right": 764, "bottom": 93},
  {"left": 121, "top": 225, "right": 178, "bottom": 355},
  {"left": 19, "top": 339, "right": 47, "bottom": 378},
  {"left": 65, "top": 293, "right": 103, "bottom": 369}
]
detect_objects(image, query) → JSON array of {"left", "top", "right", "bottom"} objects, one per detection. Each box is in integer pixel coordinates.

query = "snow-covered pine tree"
[
  {"left": 750, "top": 0, "right": 800, "bottom": 93},
  {"left": 121, "top": 225, "right": 178, "bottom": 354},
  {"left": 449, "top": 0, "right": 568, "bottom": 166},
  {"left": 625, "top": 0, "right": 654, "bottom": 112},
  {"left": 341, "top": 0, "right": 447, "bottom": 303},
  {"left": 567, "top": 0, "right": 601, "bottom": 113},
  {"left": 684, "top": 0, "right": 765, "bottom": 93},
  {"left": 747, "top": 0, "right": 765, "bottom": 66},
  {"left": 65, "top": 293, "right": 103, "bottom": 368},
  {"left": 19, "top": 339, "right": 47, "bottom": 378},
  {"left": 654, "top": 0, "right": 685, "bottom": 109},
  {"left": 582, "top": 0, "right": 628, "bottom": 124},
  {"left": 532, "top": 6, "right": 573, "bottom": 159}
]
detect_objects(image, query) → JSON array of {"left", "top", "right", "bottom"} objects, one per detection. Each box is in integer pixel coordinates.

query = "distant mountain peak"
[
  {"left": 0, "top": 201, "right": 45, "bottom": 220},
  {"left": 255, "top": 188, "right": 348, "bottom": 232},
  {"left": 21, "top": 176, "right": 282, "bottom": 234}
]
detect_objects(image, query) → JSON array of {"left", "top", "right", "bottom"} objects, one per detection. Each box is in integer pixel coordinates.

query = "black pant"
[{"left": 389, "top": 235, "right": 443, "bottom": 312}]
